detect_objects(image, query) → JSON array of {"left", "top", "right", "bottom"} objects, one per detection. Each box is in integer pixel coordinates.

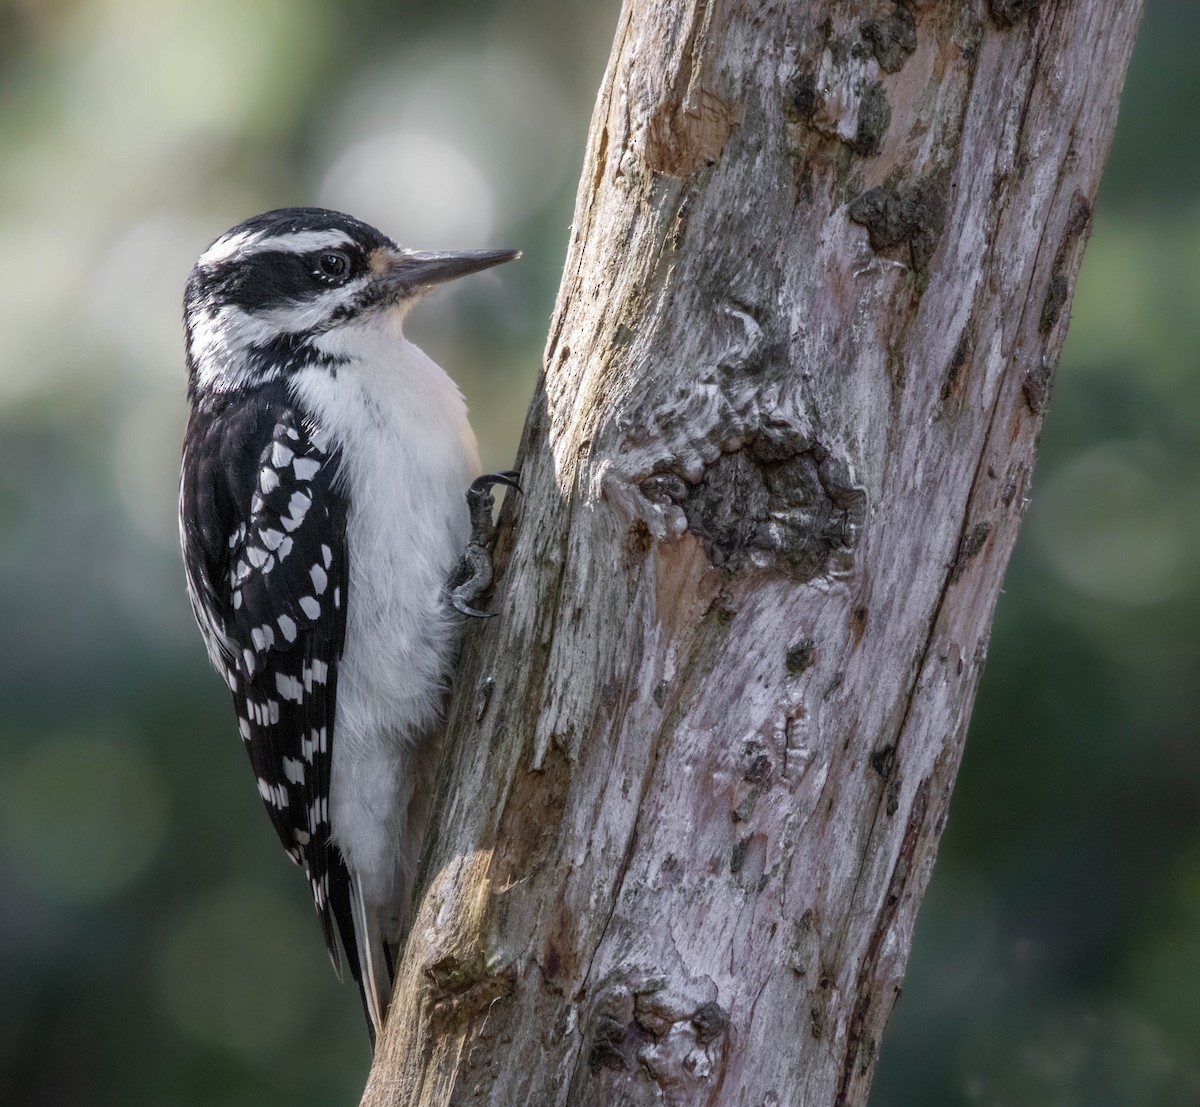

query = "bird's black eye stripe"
[{"left": 315, "top": 251, "right": 351, "bottom": 282}]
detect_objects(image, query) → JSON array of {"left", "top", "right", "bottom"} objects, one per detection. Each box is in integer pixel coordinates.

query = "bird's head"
[{"left": 183, "top": 207, "right": 518, "bottom": 397}]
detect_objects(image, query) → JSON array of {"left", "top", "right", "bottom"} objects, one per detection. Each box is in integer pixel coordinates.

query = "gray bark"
[{"left": 361, "top": 0, "right": 1143, "bottom": 1103}]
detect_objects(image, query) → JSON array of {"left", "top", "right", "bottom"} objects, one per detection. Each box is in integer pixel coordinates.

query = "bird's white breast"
[{"left": 291, "top": 315, "right": 480, "bottom": 907}]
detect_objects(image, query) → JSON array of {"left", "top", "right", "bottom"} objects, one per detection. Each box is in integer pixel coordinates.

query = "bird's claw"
[
  {"left": 471, "top": 470, "right": 522, "bottom": 495},
  {"left": 446, "top": 470, "right": 522, "bottom": 619},
  {"left": 450, "top": 595, "right": 495, "bottom": 619}
]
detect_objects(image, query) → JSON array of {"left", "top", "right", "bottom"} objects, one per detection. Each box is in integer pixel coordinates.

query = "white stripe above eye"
[
  {"left": 199, "top": 229, "right": 357, "bottom": 269},
  {"left": 197, "top": 229, "right": 257, "bottom": 268}
]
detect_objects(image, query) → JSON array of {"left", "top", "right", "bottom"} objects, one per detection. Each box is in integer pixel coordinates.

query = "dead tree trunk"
[{"left": 362, "top": 1, "right": 1142, "bottom": 1103}]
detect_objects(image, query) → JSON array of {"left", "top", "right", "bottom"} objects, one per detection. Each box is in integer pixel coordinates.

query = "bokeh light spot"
[
  {"left": 1031, "top": 443, "right": 1189, "bottom": 606},
  {"left": 319, "top": 131, "right": 495, "bottom": 246},
  {"left": 156, "top": 882, "right": 326, "bottom": 1058},
  {"left": 1, "top": 730, "right": 169, "bottom": 902}
]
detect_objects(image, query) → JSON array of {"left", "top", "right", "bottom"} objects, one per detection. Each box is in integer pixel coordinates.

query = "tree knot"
[
  {"left": 848, "top": 176, "right": 948, "bottom": 281},
  {"left": 585, "top": 971, "right": 730, "bottom": 1092}
]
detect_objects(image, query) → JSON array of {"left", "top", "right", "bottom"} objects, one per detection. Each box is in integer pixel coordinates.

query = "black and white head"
[{"left": 183, "top": 207, "right": 518, "bottom": 398}]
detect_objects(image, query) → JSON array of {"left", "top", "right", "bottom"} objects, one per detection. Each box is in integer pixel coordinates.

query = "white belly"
[{"left": 293, "top": 321, "right": 480, "bottom": 913}]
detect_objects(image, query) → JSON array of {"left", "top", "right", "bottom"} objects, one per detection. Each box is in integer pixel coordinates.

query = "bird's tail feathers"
[
  {"left": 348, "top": 874, "right": 396, "bottom": 1046},
  {"left": 313, "top": 872, "right": 344, "bottom": 982}
]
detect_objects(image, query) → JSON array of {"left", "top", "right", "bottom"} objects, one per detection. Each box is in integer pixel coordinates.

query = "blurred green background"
[{"left": 0, "top": 1, "right": 1196, "bottom": 1104}]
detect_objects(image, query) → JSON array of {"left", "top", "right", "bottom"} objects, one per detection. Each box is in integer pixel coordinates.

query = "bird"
[{"left": 178, "top": 207, "right": 519, "bottom": 1043}]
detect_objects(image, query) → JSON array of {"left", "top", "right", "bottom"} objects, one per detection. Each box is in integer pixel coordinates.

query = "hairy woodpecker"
[{"left": 178, "top": 207, "right": 519, "bottom": 1042}]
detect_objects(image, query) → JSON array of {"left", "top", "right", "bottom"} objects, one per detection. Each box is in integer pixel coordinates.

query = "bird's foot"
[{"left": 446, "top": 471, "right": 521, "bottom": 618}]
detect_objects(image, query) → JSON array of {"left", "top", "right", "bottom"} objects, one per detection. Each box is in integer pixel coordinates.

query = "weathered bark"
[{"left": 363, "top": 1, "right": 1142, "bottom": 1104}]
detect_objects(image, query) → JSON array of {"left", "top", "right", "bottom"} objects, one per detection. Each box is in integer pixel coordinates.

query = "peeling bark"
[{"left": 361, "top": 0, "right": 1143, "bottom": 1103}]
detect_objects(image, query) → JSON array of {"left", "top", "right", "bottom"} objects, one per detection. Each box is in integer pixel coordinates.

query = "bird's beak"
[{"left": 370, "top": 246, "right": 521, "bottom": 295}]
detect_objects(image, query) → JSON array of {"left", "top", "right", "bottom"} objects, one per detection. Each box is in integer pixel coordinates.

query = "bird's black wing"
[{"left": 180, "top": 380, "right": 356, "bottom": 980}]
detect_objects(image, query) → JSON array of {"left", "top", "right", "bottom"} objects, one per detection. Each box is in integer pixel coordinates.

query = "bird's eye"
[{"left": 316, "top": 251, "right": 351, "bottom": 280}]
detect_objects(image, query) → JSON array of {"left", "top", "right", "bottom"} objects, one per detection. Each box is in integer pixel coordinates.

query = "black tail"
[{"left": 327, "top": 851, "right": 394, "bottom": 1047}]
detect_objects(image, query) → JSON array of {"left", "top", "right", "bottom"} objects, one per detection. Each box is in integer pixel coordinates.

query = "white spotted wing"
[{"left": 180, "top": 384, "right": 352, "bottom": 976}]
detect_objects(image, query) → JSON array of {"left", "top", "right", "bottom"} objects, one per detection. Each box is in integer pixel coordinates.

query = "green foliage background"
[{"left": 0, "top": 2, "right": 1196, "bottom": 1104}]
